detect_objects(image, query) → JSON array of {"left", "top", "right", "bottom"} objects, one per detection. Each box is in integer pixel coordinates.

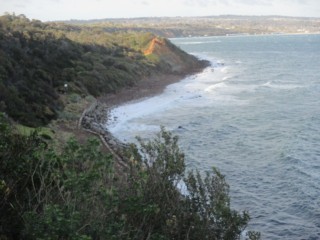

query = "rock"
[{"left": 108, "top": 139, "right": 116, "bottom": 146}]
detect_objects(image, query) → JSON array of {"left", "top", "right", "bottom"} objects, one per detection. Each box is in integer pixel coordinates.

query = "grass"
[{"left": 15, "top": 125, "right": 55, "bottom": 139}]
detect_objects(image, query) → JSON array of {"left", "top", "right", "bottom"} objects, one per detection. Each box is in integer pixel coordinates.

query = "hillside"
[
  {"left": 0, "top": 14, "right": 208, "bottom": 127},
  {"left": 0, "top": 14, "right": 262, "bottom": 240}
]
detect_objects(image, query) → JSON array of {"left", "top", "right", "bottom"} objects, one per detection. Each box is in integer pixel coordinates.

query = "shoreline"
[
  {"left": 98, "top": 61, "right": 210, "bottom": 131},
  {"left": 80, "top": 61, "right": 210, "bottom": 164},
  {"left": 98, "top": 67, "right": 208, "bottom": 108}
]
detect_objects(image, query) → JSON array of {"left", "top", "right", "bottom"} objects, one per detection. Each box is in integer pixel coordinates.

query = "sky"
[{"left": 1, "top": 0, "right": 320, "bottom": 21}]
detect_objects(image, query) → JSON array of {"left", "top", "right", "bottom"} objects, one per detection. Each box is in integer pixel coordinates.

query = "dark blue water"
[{"left": 109, "top": 34, "right": 320, "bottom": 239}]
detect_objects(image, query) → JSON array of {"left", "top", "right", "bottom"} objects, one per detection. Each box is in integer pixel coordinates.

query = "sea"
[{"left": 107, "top": 34, "right": 320, "bottom": 239}]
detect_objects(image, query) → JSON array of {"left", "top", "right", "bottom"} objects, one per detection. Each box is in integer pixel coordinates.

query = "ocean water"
[{"left": 107, "top": 34, "right": 320, "bottom": 239}]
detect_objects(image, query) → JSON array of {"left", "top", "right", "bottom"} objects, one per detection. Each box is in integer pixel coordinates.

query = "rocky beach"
[{"left": 79, "top": 61, "right": 209, "bottom": 166}]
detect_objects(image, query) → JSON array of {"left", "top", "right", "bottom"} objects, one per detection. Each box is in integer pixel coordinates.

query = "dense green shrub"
[
  {"left": 0, "top": 115, "right": 259, "bottom": 239},
  {"left": 125, "top": 128, "right": 259, "bottom": 239}
]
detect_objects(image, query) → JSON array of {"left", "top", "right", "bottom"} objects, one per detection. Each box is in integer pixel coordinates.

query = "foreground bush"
[{"left": 0, "top": 114, "right": 259, "bottom": 239}]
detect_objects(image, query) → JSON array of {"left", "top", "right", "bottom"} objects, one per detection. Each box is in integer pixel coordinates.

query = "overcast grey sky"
[{"left": 1, "top": 0, "right": 320, "bottom": 21}]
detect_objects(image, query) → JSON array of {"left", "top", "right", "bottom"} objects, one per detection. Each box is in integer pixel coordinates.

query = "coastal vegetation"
[
  {"left": 0, "top": 115, "right": 259, "bottom": 239},
  {"left": 0, "top": 14, "right": 259, "bottom": 239},
  {"left": 0, "top": 14, "right": 206, "bottom": 127}
]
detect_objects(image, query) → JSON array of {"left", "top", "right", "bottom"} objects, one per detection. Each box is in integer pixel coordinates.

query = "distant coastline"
[
  {"left": 65, "top": 15, "right": 320, "bottom": 38},
  {"left": 169, "top": 32, "right": 320, "bottom": 40}
]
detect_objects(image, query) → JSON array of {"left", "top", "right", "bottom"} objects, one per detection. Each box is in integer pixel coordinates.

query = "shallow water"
[{"left": 107, "top": 34, "right": 320, "bottom": 239}]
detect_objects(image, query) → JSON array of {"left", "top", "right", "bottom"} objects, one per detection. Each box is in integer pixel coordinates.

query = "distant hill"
[
  {"left": 0, "top": 14, "right": 207, "bottom": 127},
  {"left": 64, "top": 15, "right": 320, "bottom": 37}
]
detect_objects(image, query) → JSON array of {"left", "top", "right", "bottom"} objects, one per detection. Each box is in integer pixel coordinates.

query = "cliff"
[
  {"left": 143, "top": 37, "right": 206, "bottom": 73},
  {"left": 0, "top": 14, "right": 208, "bottom": 127}
]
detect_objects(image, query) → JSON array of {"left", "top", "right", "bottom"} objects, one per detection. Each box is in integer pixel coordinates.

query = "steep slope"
[
  {"left": 0, "top": 14, "right": 207, "bottom": 127},
  {"left": 143, "top": 37, "right": 205, "bottom": 73}
]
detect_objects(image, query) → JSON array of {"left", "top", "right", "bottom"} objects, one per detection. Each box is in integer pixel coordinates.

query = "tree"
[
  {"left": 126, "top": 127, "right": 259, "bottom": 239},
  {"left": 0, "top": 116, "right": 259, "bottom": 239}
]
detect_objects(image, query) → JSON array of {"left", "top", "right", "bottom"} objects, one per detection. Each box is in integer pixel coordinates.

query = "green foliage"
[
  {"left": 0, "top": 14, "right": 204, "bottom": 127},
  {"left": 0, "top": 116, "right": 259, "bottom": 239},
  {"left": 15, "top": 124, "right": 54, "bottom": 139},
  {"left": 0, "top": 114, "right": 115, "bottom": 239},
  {"left": 185, "top": 169, "right": 249, "bottom": 239},
  {"left": 126, "top": 127, "right": 257, "bottom": 239},
  {"left": 0, "top": 113, "right": 49, "bottom": 238},
  {"left": 23, "top": 205, "right": 91, "bottom": 240}
]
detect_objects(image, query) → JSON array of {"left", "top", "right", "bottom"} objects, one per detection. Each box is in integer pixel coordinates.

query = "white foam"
[
  {"left": 221, "top": 66, "right": 229, "bottom": 73},
  {"left": 174, "top": 40, "right": 221, "bottom": 45},
  {"left": 108, "top": 95, "right": 174, "bottom": 131},
  {"left": 107, "top": 56, "right": 247, "bottom": 141},
  {"left": 204, "top": 82, "right": 228, "bottom": 92},
  {"left": 261, "top": 81, "right": 301, "bottom": 90},
  {"left": 222, "top": 76, "right": 232, "bottom": 81},
  {"left": 178, "top": 41, "right": 204, "bottom": 45}
]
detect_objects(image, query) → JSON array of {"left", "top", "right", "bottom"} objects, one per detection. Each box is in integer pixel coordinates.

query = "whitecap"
[
  {"left": 262, "top": 81, "right": 272, "bottom": 87},
  {"left": 261, "top": 81, "right": 301, "bottom": 90},
  {"left": 204, "top": 82, "right": 228, "bottom": 92},
  {"left": 175, "top": 40, "right": 221, "bottom": 45},
  {"left": 222, "top": 76, "right": 232, "bottom": 81},
  {"left": 107, "top": 94, "right": 174, "bottom": 132},
  {"left": 220, "top": 66, "right": 229, "bottom": 73},
  {"left": 178, "top": 41, "right": 204, "bottom": 45}
]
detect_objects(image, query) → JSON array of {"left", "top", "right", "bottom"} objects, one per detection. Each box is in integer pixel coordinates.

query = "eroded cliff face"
[
  {"left": 143, "top": 37, "right": 208, "bottom": 74},
  {"left": 143, "top": 37, "right": 164, "bottom": 55}
]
